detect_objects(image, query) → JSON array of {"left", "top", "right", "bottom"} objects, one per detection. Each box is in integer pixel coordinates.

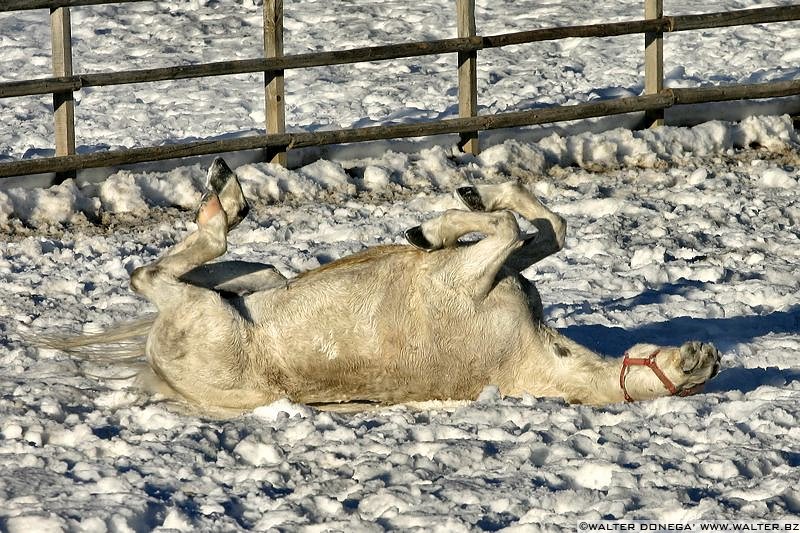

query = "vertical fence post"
[
  {"left": 457, "top": 0, "right": 479, "bottom": 155},
  {"left": 264, "top": 0, "right": 287, "bottom": 166},
  {"left": 50, "top": 6, "right": 77, "bottom": 181},
  {"left": 644, "top": 0, "right": 664, "bottom": 127}
]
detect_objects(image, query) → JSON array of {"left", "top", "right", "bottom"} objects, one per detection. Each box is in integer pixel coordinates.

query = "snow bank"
[{"left": 1, "top": 115, "right": 796, "bottom": 228}]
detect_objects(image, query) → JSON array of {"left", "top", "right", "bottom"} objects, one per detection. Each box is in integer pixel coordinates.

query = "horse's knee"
[
  {"left": 410, "top": 209, "right": 522, "bottom": 252},
  {"left": 130, "top": 264, "right": 189, "bottom": 308}
]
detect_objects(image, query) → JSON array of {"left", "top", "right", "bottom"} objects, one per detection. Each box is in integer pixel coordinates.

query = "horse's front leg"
[{"left": 405, "top": 209, "right": 523, "bottom": 302}]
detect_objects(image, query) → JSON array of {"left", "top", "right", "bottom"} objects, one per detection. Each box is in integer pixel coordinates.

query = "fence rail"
[{"left": 0, "top": 1, "right": 799, "bottom": 179}]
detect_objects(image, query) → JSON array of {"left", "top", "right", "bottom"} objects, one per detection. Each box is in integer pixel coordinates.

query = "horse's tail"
[
  {"left": 29, "top": 314, "right": 202, "bottom": 410},
  {"left": 30, "top": 314, "right": 155, "bottom": 365}
]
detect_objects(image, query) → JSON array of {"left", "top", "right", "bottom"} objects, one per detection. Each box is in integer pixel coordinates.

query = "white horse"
[{"left": 47, "top": 158, "right": 720, "bottom": 416}]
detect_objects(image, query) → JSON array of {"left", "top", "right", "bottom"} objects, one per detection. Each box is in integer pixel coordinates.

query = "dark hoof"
[
  {"left": 207, "top": 157, "right": 235, "bottom": 194},
  {"left": 456, "top": 186, "right": 486, "bottom": 211},
  {"left": 206, "top": 157, "right": 249, "bottom": 229},
  {"left": 404, "top": 226, "right": 436, "bottom": 251},
  {"left": 228, "top": 202, "right": 250, "bottom": 230}
]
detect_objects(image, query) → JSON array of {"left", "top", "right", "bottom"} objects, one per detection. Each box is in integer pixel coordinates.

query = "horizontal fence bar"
[
  {"left": 3, "top": 4, "right": 799, "bottom": 100},
  {"left": 669, "top": 5, "right": 800, "bottom": 32},
  {"left": 0, "top": 93, "right": 670, "bottom": 178},
  {"left": 671, "top": 78, "right": 800, "bottom": 104},
  {"left": 0, "top": 0, "right": 145, "bottom": 12},
  {"left": 483, "top": 19, "right": 666, "bottom": 48},
  {"left": 284, "top": 92, "right": 676, "bottom": 149},
  {"left": 3, "top": 79, "right": 799, "bottom": 179},
  {"left": 0, "top": 77, "right": 81, "bottom": 99},
  {"left": 0, "top": 37, "right": 483, "bottom": 98},
  {"left": 483, "top": 6, "right": 800, "bottom": 47},
  {"left": 83, "top": 36, "right": 482, "bottom": 82}
]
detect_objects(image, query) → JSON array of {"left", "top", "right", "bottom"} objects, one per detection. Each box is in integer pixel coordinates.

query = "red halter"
[{"left": 619, "top": 349, "right": 699, "bottom": 402}]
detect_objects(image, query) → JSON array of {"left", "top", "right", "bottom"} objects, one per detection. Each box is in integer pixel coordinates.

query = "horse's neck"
[{"left": 505, "top": 323, "right": 623, "bottom": 404}]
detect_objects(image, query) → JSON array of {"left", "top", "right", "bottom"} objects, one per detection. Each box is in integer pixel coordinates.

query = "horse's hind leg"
[
  {"left": 129, "top": 159, "right": 279, "bottom": 411},
  {"left": 403, "top": 181, "right": 565, "bottom": 308},
  {"left": 131, "top": 158, "right": 248, "bottom": 305},
  {"left": 166, "top": 158, "right": 289, "bottom": 296},
  {"left": 457, "top": 181, "right": 566, "bottom": 272},
  {"left": 206, "top": 157, "right": 249, "bottom": 230}
]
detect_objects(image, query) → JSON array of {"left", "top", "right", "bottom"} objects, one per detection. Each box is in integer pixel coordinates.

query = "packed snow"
[{"left": 2, "top": 0, "right": 800, "bottom": 530}]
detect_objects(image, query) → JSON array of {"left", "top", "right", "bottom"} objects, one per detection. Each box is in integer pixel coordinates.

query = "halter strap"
[{"left": 620, "top": 349, "right": 696, "bottom": 402}]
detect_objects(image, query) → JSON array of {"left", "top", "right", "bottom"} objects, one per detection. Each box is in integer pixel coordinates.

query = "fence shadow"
[{"left": 555, "top": 291, "right": 800, "bottom": 395}]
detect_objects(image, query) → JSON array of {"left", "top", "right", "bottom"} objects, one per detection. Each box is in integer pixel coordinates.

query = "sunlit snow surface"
[
  {"left": 1, "top": 0, "right": 800, "bottom": 530},
  {"left": 1, "top": 0, "right": 800, "bottom": 159},
  {"left": 1, "top": 116, "right": 799, "bottom": 530}
]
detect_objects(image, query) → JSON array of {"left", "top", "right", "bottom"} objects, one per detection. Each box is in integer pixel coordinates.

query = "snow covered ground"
[
  {"left": 1, "top": 116, "right": 799, "bottom": 531},
  {"left": 1, "top": 0, "right": 800, "bottom": 531}
]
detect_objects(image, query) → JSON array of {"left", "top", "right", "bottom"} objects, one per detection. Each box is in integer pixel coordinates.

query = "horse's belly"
[{"left": 249, "top": 270, "right": 533, "bottom": 403}]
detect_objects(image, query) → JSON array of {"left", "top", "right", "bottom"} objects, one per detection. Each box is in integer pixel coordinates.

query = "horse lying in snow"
[{"left": 49, "top": 158, "right": 720, "bottom": 415}]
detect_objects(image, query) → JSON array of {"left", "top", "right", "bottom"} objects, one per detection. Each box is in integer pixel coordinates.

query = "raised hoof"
[
  {"left": 404, "top": 226, "right": 437, "bottom": 251},
  {"left": 207, "top": 157, "right": 234, "bottom": 194},
  {"left": 205, "top": 157, "right": 249, "bottom": 229},
  {"left": 456, "top": 186, "right": 486, "bottom": 211},
  {"left": 227, "top": 202, "right": 250, "bottom": 230}
]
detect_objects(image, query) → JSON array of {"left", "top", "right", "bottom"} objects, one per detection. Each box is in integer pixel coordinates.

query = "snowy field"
[
  {"left": 2, "top": 0, "right": 800, "bottom": 531},
  {"left": 2, "top": 0, "right": 800, "bottom": 165}
]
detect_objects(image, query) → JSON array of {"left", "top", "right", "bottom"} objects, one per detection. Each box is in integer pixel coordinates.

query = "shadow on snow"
[{"left": 554, "top": 282, "right": 800, "bottom": 395}]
